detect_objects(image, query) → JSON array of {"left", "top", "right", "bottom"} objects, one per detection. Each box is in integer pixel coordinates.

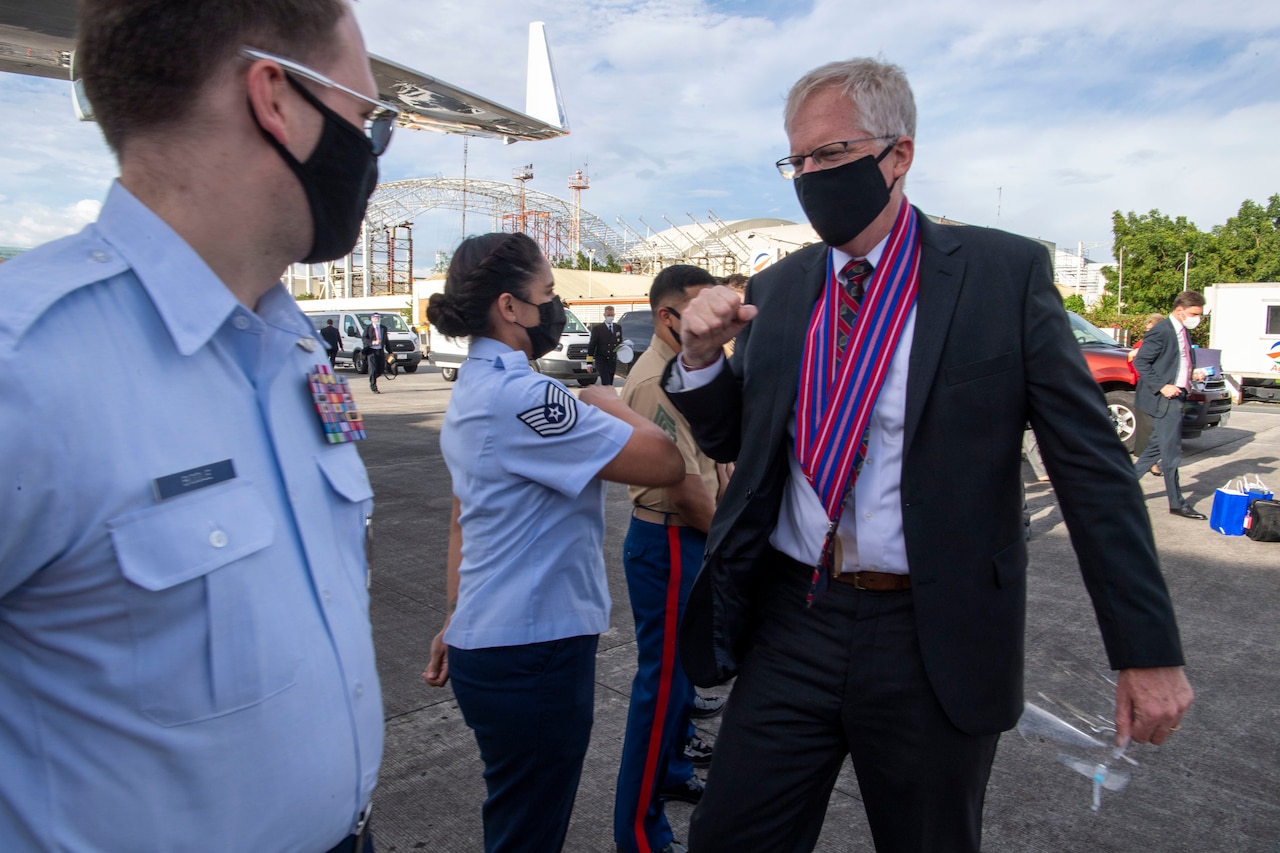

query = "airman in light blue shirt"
[
  {"left": 441, "top": 336, "right": 633, "bottom": 650},
  {"left": 0, "top": 1, "right": 400, "bottom": 847}
]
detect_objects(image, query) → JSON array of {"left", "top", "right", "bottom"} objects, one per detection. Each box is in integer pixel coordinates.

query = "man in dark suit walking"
[
  {"left": 320, "top": 318, "right": 342, "bottom": 369},
  {"left": 362, "top": 312, "right": 390, "bottom": 393},
  {"left": 588, "top": 305, "right": 623, "bottom": 386},
  {"left": 1132, "top": 291, "right": 1208, "bottom": 519},
  {"left": 664, "top": 58, "right": 1192, "bottom": 853}
]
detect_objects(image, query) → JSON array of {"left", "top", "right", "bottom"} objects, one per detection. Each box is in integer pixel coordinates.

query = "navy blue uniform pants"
[
  {"left": 615, "top": 518, "right": 703, "bottom": 853},
  {"left": 688, "top": 558, "right": 999, "bottom": 853},
  {"left": 449, "top": 635, "right": 598, "bottom": 853}
]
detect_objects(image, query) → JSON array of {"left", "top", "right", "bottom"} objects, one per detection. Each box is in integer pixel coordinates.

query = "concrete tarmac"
[{"left": 353, "top": 367, "right": 1280, "bottom": 853}]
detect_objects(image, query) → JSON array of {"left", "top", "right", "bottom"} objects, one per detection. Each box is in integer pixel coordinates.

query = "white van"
[
  {"left": 304, "top": 310, "right": 424, "bottom": 374},
  {"left": 427, "top": 308, "right": 593, "bottom": 385}
]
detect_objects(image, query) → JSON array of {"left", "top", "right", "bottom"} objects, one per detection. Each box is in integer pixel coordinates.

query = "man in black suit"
[
  {"left": 588, "top": 305, "right": 623, "bottom": 386},
  {"left": 1133, "top": 291, "right": 1208, "bottom": 519},
  {"left": 320, "top": 318, "right": 342, "bottom": 369},
  {"left": 664, "top": 58, "right": 1192, "bottom": 853},
  {"left": 361, "top": 312, "right": 390, "bottom": 393}
]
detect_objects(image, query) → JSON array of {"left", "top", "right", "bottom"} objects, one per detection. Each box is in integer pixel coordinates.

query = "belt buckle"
[
  {"left": 850, "top": 572, "right": 867, "bottom": 590},
  {"left": 354, "top": 801, "right": 373, "bottom": 844}
]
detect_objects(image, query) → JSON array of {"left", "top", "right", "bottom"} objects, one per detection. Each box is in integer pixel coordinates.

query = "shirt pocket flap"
[
  {"left": 317, "top": 451, "right": 374, "bottom": 504},
  {"left": 109, "top": 482, "right": 276, "bottom": 591}
]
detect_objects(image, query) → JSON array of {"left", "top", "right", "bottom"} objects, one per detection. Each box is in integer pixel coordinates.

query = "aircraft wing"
[
  {"left": 0, "top": 0, "right": 568, "bottom": 143},
  {"left": 0, "top": 0, "right": 76, "bottom": 81}
]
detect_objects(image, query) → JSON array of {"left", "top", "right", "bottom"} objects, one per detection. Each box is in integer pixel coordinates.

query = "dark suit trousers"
[
  {"left": 595, "top": 357, "right": 617, "bottom": 386},
  {"left": 1133, "top": 398, "right": 1185, "bottom": 509},
  {"left": 688, "top": 558, "right": 998, "bottom": 853}
]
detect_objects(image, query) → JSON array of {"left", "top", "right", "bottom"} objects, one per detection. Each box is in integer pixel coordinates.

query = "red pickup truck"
[{"left": 1067, "top": 311, "right": 1232, "bottom": 454}]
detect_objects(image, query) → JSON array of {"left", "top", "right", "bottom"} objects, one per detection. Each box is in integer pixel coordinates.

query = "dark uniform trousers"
[{"left": 688, "top": 557, "right": 999, "bottom": 853}]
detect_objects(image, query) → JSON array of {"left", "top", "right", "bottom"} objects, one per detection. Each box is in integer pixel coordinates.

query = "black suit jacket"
[
  {"left": 587, "top": 322, "right": 623, "bottom": 364},
  {"left": 361, "top": 322, "right": 390, "bottom": 352},
  {"left": 667, "top": 210, "right": 1184, "bottom": 735},
  {"left": 1132, "top": 319, "right": 1186, "bottom": 417},
  {"left": 320, "top": 324, "right": 342, "bottom": 353}
]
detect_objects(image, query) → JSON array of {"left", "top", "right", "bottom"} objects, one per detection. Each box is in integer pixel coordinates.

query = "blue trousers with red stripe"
[{"left": 614, "top": 518, "right": 705, "bottom": 853}]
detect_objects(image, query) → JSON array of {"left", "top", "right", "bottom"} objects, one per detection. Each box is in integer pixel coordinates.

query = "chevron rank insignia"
[{"left": 518, "top": 383, "right": 579, "bottom": 437}]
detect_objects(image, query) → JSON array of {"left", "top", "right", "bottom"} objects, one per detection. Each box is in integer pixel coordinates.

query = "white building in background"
[{"left": 1055, "top": 246, "right": 1109, "bottom": 305}]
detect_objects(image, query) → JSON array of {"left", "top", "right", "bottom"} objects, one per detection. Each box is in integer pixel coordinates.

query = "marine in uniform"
[{"left": 614, "top": 266, "right": 721, "bottom": 853}]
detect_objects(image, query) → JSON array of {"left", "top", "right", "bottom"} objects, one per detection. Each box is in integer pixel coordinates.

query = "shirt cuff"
[{"left": 665, "top": 353, "right": 725, "bottom": 393}]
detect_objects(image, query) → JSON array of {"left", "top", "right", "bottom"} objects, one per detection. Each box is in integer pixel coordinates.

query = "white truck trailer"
[{"left": 1205, "top": 282, "right": 1280, "bottom": 402}]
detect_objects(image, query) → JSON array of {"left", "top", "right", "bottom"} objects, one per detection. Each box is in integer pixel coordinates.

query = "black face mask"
[
  {"left": 515, "top": 295, "right": 567, "bottom": 359},
  {"left": 256, "top": 76, "right": 379, "bottom": 264},
  {"left": 665, "top": 307, "right": 683, "bottom": 347},
  {"left": 793, "top": 141, "right": 896, "bottom": 248}
]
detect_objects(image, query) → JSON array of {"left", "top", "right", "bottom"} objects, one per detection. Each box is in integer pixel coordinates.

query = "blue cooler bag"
[{"left": 1211, "top": 477, "right": 1274, "bottom": 536}]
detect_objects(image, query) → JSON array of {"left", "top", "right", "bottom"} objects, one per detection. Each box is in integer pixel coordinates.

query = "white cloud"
[{"left": 0, "top": 198, "right": 101, "bottom": 247}]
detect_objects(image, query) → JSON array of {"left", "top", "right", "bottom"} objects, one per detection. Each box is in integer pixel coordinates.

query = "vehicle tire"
[
  {"left": 402, "top": 363, "right": 419, "bottom": 374},
  {"left": 1105, "top": 390, "right": 1151, "bottom": 455},
  {"left": 440, "top": 367, "right": 458, "bottom": 382},
  {"left": 354, "top": 350, "right": 367, "bottom": 374}
]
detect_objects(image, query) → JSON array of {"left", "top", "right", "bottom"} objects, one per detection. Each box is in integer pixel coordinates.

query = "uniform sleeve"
[
  {"left": 496, "top": 377, "right": 633, "bottom": 497},
  {"left": 624, "top": 375, "right": 700, "bottom": 476}
]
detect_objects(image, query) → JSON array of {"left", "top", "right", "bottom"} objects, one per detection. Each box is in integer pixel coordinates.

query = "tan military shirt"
[{"left": 622, "top": 334, "right": 719, "bottom": 513}]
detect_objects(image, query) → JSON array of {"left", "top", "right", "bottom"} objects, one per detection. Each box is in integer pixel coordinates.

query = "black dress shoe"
[
  {"left": 1170, "top": 506, "right": 1207, "bottom": 520},
  {"left": 658, "top": 776, "right": 705, "bottom": 805},
  {"left": 690, "top": 693, "right": 725, "bottom": 719},
  {"left": 683, "top": 735, "right": 713, "bottom": 767}
]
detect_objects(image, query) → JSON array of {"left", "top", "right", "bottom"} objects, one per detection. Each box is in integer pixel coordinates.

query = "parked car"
[
  {"left": 1067, "top": 311, "right": 1232, "bottom": 454},
  {"left": 427, "top": 307, "right": 595, "bottom": 386},
  {"left": 614, "top": 309, "right": 652, "bottom": 379}
]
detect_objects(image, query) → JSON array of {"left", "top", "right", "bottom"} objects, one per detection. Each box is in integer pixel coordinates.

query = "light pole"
[{"left": 586, "top": 248, "right": 595, "bottom": 298}]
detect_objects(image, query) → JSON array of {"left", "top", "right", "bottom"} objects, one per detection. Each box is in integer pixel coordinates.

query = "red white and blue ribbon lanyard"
[{"left": 794, "top": 201, "right": 920, "bottom": 604}]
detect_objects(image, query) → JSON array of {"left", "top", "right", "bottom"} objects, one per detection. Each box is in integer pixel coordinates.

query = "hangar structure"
[{"left": 281, "top": 176, "right": 822, "bottom": 299}]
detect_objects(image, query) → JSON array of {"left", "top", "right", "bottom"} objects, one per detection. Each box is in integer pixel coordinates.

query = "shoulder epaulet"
[{"left": 0, "top": 226, "right": 129, "bottom": 343}]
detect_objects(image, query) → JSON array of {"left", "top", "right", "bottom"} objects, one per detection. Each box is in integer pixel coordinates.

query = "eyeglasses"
[
  {"left": 240, "top": 47, "right": 400, "bottom": 155},
  {"left": 775, "top": 136, "right": 896, "bottom": 180}
]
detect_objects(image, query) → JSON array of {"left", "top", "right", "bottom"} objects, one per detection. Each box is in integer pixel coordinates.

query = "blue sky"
[{"left": 1, "top": 0, "right": 1277, "bottom": 267}]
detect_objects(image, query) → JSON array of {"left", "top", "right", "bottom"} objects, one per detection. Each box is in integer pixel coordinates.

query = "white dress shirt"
[{"left": 672, "top": 235, "right": 915, "bottom": 575}]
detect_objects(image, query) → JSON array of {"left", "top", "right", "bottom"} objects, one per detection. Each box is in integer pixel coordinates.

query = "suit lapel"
[
  {"left": 762, "top": 246, "right": 827, "bottom": 449},
  {"left": 904, "top": 214, "right": 966, "bottom": 453}
]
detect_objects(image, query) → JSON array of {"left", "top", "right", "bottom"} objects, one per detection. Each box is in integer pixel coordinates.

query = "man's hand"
[
  {"left": 1192, "top": 368, "right": 1208, "bottom": 382},
  {"left": 1115, "top": 666, "right": 1193, "bottom": 745},
  {"left": 422, "top": 626, "right": 450, "bottom": 687},
  {"left": 679, "top": 285, "right": 758, "bottom": 368},
  {"left": 578, "top": 384, "right": 618, "bottom": 409},
  {"left": 1160, "top": 383, "right": 1182, "bottom": 399}
]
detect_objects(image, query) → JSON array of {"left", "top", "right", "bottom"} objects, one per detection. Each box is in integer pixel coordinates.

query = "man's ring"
[{"left": 1170, "top": 725, "right": 1181, "bottom": 731}]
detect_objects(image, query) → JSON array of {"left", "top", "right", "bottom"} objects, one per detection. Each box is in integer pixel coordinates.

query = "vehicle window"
[
  {"left": 307, "top": 314, "right": 335, "bottom": 331},
  {"left": 619, "top": 310, "right": 651, "bottom": 330},
  {"left": 356, "top": 313, "right": 410, "bottom": 332},
  {"left": 1067, "top": 311, "right": 1121, "bottom": 346},
  {"left": 562, "top": 309, "right": 587, "bottom": 334}
]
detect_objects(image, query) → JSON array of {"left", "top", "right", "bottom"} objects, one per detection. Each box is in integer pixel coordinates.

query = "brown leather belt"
[
  {"left": 632, "top": 506, "right": 689, "bottom": 527},
  {"left": 831, "top": 571, "right": 912, "bottom": 591}
]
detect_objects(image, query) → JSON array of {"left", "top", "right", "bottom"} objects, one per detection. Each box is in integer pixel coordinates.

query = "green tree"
[
  {"left": 1103, "top": 209, "right": 1211, "bottom": 315},
  {"left": 1210, "top": 194, "right": 1280, "bottom": 283}
]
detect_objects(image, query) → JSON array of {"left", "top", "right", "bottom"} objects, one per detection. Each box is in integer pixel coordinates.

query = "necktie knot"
[{"left": 841, "top": 258, "right": 873, "bottom": 302}]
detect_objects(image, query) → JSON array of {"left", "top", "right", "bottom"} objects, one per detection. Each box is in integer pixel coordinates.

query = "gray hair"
[{"left": 783, "top": 57, "right": 917, "bottom": 140}]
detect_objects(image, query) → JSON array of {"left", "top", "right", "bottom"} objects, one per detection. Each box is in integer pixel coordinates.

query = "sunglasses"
[{"left": 240, "top": 47, "right": 400, "bottom": 155}]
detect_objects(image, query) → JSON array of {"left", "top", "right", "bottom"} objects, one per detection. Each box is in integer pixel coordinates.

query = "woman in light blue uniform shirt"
[{"left": 422, "top": 233, "right": 683, "bottom": 853}]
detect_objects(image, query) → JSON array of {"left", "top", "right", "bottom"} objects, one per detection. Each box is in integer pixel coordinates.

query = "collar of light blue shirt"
[
  {"left": 92, "top": 181, "right": 311, "bottom": 356},
  {"left": 469, "top": 335, "right": 534, "bottom": 370}
]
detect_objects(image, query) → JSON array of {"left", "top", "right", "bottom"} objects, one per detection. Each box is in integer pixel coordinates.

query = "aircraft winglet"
[{"left": 525, "top": 21, "right": 568, "bottom": 133}]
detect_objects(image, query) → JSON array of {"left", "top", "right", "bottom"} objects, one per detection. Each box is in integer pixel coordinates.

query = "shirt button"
[
  {"left": 209, "top": 530, "right": 229, "bottom": 548},
  {"left": 322, "top": 589, "right": 333, "bottom": 604},
  {"left": 90, "top": 250, "right": 110, "bottom": 263},
  {"left": 233, "top": 314, "right": 251, "bottom": 331},
  {"left": 354, "top": 683, "right": 364, "bottom": 698},
  {"left": 864, "top": 512, "right": 872, "bottom": 520}
]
